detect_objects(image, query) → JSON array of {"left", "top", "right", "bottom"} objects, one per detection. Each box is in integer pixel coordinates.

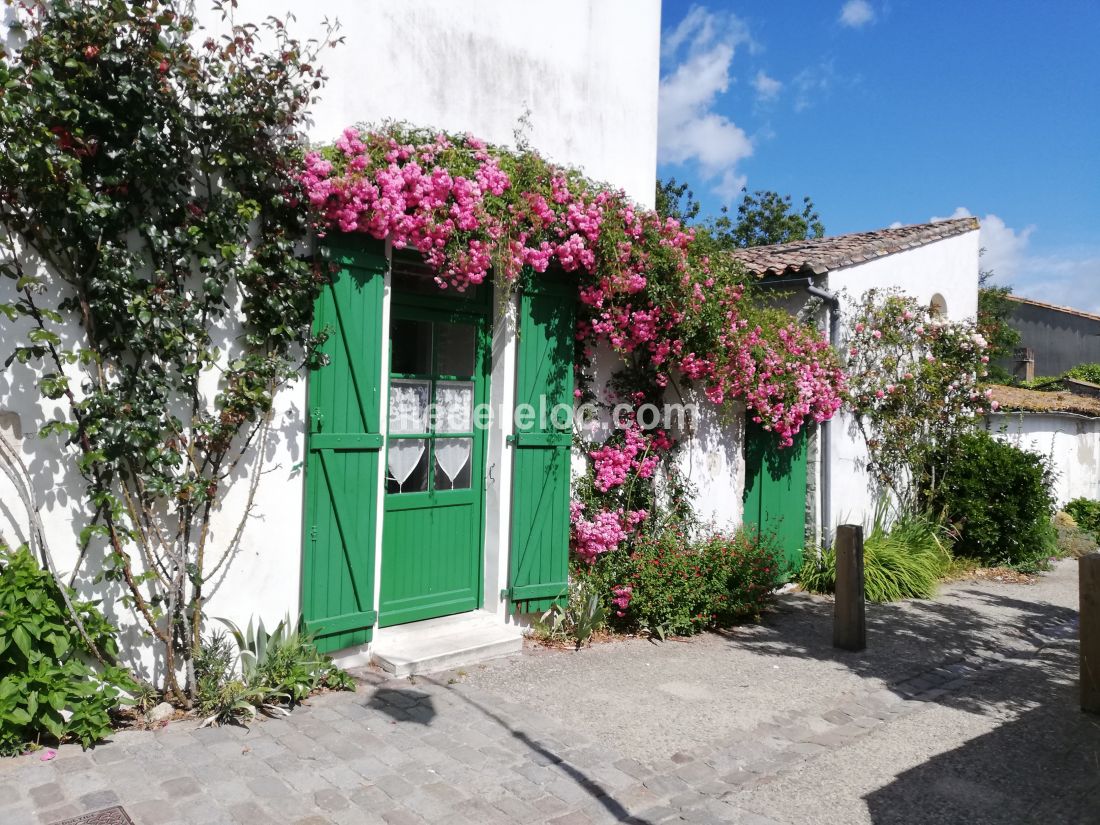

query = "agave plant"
[
  {"left": 538, "top": 581, "right": 608, "bottom": 649},
  {"left": 215, "top": 614, "right": 290, "bottom": 681}
]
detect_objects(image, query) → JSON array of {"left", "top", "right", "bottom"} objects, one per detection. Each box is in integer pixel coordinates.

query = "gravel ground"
[{"left": 455, "top": 560, "right": 1083, "bottom": 766}]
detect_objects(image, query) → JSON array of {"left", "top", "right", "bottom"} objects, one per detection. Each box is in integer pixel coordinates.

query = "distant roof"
[
  {"left": 1007, "top": 294, "right": 1100, "bottom": 324},
  {"left": 988, "top": 384, "right": 1100, "bottom": 417},
  {"left": 726, "top": 217, "right": 980, "bottom": 278}
]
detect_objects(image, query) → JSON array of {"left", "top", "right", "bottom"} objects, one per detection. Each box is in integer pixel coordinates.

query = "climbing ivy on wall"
[{"left": 0, "top": 0, "right": 337, "bottom": 702}]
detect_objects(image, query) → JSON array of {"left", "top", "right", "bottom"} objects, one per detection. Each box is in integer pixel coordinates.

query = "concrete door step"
[{"left": 370, "top": 611, "right": 523, "bottom": 677}]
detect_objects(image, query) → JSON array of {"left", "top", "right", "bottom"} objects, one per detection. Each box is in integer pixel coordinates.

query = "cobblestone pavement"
[{"left": 1, "top": 560, "right": 1094, "bottom": 825}]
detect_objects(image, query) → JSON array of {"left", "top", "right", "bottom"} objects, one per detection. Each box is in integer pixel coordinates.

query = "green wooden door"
[
  {"left": 378, "top": 302, "right": 490, "bottom": 626},
  {"left": 743, "top": 421, "right": 808, "bottom": 573},
  {"left": 507, "top": 277, "right": 575, "bottom": 613},
  {"left": 301, "top": 240, "right": 385, "bottom": 653}
]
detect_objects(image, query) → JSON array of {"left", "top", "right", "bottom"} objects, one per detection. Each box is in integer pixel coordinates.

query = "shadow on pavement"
[
  {"left": 724, "top": 587, "right": 1078, "bottom": 716},
  {"left": 424, "top": 675, "right": 648, "bottom": 824},
  {"left": 365, "top": 687, "right": 437, "bottom": 725},
  {"left": 723, "top": 576, "right": 1099, "bottom": 823},
  {"left": 862, "top": 645, "right": 1100, "bottom": 825}
]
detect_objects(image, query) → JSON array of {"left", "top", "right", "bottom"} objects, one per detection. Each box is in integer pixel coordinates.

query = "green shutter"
[
  {"left": 301, "top": 239, "right": 385, "bottom": 652},
  {"left": 743, "top": 421, "right": 808, "bottom": 574},
  {"left": 507, "top": 276, "right": 575, "bottom": 613}
]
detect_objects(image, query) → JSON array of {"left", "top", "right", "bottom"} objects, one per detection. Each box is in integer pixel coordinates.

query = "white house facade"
[{"left": 728, "top": 218, "right": 982, "bottom": 544}]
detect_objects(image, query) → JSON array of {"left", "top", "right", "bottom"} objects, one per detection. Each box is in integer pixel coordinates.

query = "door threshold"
[{"left": 371, "top": 610, "right": 522, "bottom": 677}]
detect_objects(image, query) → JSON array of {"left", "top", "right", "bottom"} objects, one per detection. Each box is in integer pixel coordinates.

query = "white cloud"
[
  {"left": 659, "top": 7, "right": 754, "bottom": 202},
  {"left": 752, "top": 70, "right": 782, "bottom": 101},
  {"left": 932, "top": 207, "right": 1034, "bottom": 281},
  {"left": 839, "top": 0, "right": 875, "bottom": 28},
  {"left": 933, "top": 207, "right": 1100, "bottom": 314},
  {"left": 792, "top": 60, "right": 836, "bottom": 112}
]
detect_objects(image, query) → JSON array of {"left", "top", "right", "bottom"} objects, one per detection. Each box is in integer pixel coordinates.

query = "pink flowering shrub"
[
  {"left": 589, "top": 422, "right": 669, "bottom": 493},
  {"left": 845, "top": 288, "right": 991, "bottom": 499},
  {"left": 299, "top": 124, "right": 844, "bottom": 447},
  {"left": 570, "top": 501, "right": 646, "bottom": 564}
]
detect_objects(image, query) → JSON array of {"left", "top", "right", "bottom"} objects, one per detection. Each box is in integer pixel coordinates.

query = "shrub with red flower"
[{"left": 574, "top": 527, "right": 784, "bottom": 637}]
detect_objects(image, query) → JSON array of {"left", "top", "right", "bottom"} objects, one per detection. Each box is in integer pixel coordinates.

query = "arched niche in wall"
[{"left": 930, "top": 293, "right": 948, "bottom": 318}]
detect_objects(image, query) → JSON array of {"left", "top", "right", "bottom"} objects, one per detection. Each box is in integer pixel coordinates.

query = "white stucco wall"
[
  {"left": 216, "top": 0, "right": 661, "bottom": 206},
  {"left": 0, "top": 1, "right": 661, "bottom": 670},
  {"left": 988, "top": 412, "right": 1100, "bottom": 506},
  {"left": 576, "top": 345, "right": 745, "bottom": 535},
  {"left": 674, "top": 397, "right": 745, "bottom": 531},
  {"left": 822, "top": 229, "right": 981, "bottom": 536}
]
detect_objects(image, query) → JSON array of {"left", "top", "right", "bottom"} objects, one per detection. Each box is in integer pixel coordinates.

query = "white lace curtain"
[{"left": 390, "top": 379, "right": 430, "bottom": 434}]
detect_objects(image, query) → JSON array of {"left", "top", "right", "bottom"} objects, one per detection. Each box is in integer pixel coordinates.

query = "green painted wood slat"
[
  {"left": 507, "top": 276, "right": 575, "bottom": 613},
  {"left": 742, "top": 421, "right": 808, "bottom": 575},
  {"left": 301, "top": 238, "right": 386, "bottom": 652}
]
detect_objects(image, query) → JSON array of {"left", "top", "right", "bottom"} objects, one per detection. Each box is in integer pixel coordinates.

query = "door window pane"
[
  {"left": 435, "top": 322, "right": 476, "bottom": 377},
  {"left": 434, "top": 438, "right": 472, "bottom": 490},
  {"left": 389, "top": 379, "right": 430, "bottom": 434},
  {"left": 435, "top": 381, "right": 473, "bottom": 433},
  {"left": 387, "top": 439, "right": 428, "bottom": 494},
  {"left": 390, "top": 318, "right": 432, "bottom": 375}
]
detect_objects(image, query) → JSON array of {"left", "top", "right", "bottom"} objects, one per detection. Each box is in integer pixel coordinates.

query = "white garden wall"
[
  {"left": 822, "top": 228, "right": 981, "bottom": 535},
  {"left": 988, "top": 412, "right": 1100, "bottom": 506}
]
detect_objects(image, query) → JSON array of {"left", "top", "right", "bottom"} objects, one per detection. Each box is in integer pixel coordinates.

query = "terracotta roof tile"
[{"left": 726, "top": 217, "right": 980, "bottom": 278}]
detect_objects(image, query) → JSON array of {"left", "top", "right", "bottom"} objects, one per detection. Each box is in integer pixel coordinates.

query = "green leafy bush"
[
  {"left": 1065, "top": 498, "right": 1100, "bottom": 543},
  {"left": 0, "top": 546, "right": 134, "bottom": 755},
  {"left": 1064, "top": 364, "right": 1100, "bottom": 384},
  {"left": 196, "top": 616, "right": 355, "bottom": 726},
  {"left": 798, "top": 510, "right": 952, "bottom": 602},
  {"left": 582, "top": 528, "right": 783, "bottom": 638},
  {"left": 926, "top": 431, "right": 1057, "bottom": 571}
]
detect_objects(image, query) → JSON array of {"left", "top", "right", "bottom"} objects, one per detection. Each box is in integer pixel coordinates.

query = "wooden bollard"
[
  {"left": 833, "top": 524, "right": 866, "bottom": 651},
  {"left": 1082, "top": 553, "right": 1100, "bottom": 714}
]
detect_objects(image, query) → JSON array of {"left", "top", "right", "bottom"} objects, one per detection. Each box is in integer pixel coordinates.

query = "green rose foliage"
[
  {"left": 1064, "top": 498, "right": 1100, "bottom": 544},
  {"left": 845, "top": 288, "right": 991, "bottom": 504},
  {"left": 0, "top": 0, "right": 332, "bottom": 698},
  {"left": 0, "top": 546, "right": 134, "bottom": 755}
]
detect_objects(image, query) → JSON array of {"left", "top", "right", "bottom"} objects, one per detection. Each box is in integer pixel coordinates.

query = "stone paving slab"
[{"left": 0, "top": 560, "right": 1091, "bottom": 825}]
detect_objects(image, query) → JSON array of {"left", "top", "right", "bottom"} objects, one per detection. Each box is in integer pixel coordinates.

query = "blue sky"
[{"left": 657, "top": 0, "right": 1100, "bottom": 312}]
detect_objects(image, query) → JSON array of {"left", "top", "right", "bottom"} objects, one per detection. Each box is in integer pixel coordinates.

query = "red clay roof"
[{"left": 726, "top": 217, "right": 980, "bottom": 278}]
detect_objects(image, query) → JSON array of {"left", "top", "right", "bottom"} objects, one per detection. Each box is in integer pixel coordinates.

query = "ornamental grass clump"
[{"left": 798, "top": 509, "right": 952, "bottom": 603}]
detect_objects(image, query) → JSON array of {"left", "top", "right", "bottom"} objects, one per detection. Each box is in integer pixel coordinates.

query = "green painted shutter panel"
[
  {"left": 508, "top": 277, "right": 575, "bottom": 613},
  {"left": 743, "top": 421, "right": 808, "bottom": 574},
  {"left": 301, "top": 239, "right": 386, "bottom": 652}
]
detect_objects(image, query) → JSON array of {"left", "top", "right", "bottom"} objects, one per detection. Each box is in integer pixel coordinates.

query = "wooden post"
[
  {"left": 1081, "top": 553, "right": 1100, "bottom": 713},
  {"left": 833, "top": 524, "right": 866, "bottom": 651}
]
